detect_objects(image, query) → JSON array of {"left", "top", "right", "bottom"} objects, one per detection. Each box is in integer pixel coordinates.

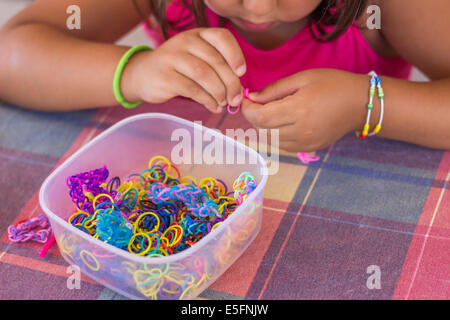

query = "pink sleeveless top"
[{"left": 144, "top": 1, "right": 412, "bottom": 92}]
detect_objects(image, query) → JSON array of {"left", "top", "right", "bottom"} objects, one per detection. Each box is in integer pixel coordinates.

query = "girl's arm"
[
  {"left": 0, "top": 0, "right": 151, "bottom": 111},
  {"left": 369, "top": 0, "right": 450, "bottom": 149},
  {"left": 0, "top": 0, "right": 246, "bottom": 112},
  {"left": 242, "top": 0, "right": 450, "bottom": 150}
]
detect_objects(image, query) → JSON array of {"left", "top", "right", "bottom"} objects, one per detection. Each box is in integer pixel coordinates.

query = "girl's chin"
[{"left": 231, "top": 18, "right": 278, "bottom": 32}]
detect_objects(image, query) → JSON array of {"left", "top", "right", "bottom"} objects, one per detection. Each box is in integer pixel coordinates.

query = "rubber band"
[
  {"left": 227, "top": 88, "right": 250, "bottom": 115},
  {"left": 80, "top": 249, "right": 100, "bottom": 271}
]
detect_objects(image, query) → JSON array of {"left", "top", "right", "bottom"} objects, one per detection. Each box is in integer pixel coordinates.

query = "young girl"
[{"left": 0, "top": 0, "right": 449, "bottom": 151}]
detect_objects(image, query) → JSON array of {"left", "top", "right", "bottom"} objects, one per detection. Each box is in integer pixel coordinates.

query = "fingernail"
[
  {"left": 220, "top": 100, "right": 227, "bottom": 107},
  {"left": 217, "top": 106, "right": 224, "bottom": 113},
  {"left": 232, "top": 94, "right": 242, "bottom": 106},
  {"left": 236, "top": 65, "right": 246, "bottom": 77}
]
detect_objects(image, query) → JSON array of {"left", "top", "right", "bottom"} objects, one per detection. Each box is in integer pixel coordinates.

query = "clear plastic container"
[{"left": 39, "top": 113, "right": 268, "bottom": 300}]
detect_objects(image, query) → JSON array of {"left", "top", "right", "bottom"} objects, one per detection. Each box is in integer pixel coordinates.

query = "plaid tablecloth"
[{"left": 0, "top": 98, "right": 449, "bottom": 300}]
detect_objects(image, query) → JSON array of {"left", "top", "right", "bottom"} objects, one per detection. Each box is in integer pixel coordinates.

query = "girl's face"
[{"left": 204, "top": 0, "right": 322, "bottom": 32}]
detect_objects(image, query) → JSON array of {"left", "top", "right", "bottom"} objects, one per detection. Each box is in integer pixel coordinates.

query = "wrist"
[
  {"left": 348, "top": 73, "right": 381, "bottom": 133},
  {"left": 120, "top": 49, "right": 149, "bottom": 103}
]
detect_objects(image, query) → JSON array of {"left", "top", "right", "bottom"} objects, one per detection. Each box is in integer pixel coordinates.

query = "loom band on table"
[{"left": 79, "top": 249, "right": 100, "bottom": 271}]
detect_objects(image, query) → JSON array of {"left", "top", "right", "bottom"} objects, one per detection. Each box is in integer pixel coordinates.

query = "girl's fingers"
[
  {"left": 187, "top": 38, "right": 243, "bottom": 106},
  {"left": 198, "top": 28, "right": 247, "bottom": 78},
  {"left": 174, "top": 54, "right": 228, "bottom": 109},
  {"left": 241, "top": 98, "right": 297, "bottom": 128},
  {"left": 171, "top": 70, "right": 222, "bottom": 113},
  {"left": 249, "top": 75, "right": 303, "bottom": 104}
]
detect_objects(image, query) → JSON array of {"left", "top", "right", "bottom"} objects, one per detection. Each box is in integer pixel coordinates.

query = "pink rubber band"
[
  {"left": 227, "top": 88, "right": 250, "bottom": 115},
  {"left": 39, "top": 233, "right": 55, "bottom": 258},
  {"left": 297, "top": 152, "right": 320, "bottom": 164}
]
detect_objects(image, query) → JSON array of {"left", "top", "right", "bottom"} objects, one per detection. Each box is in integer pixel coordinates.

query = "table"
[{"left": 0, "top": 98, "right": 448, "bottom": 300}]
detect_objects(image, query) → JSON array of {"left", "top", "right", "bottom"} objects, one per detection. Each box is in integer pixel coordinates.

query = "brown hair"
[{"left": 139, "top": 0, "right": 367, "bottom": 42}]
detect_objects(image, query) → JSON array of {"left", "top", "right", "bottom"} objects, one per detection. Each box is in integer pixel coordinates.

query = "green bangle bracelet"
[{"left": 113, "top": 45, "right": 152, "bottom": 109}]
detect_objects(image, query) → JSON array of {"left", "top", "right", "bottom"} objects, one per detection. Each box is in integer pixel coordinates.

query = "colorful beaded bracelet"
[{"left": 356, "top": 71, "right": 385, "bottom": 139}]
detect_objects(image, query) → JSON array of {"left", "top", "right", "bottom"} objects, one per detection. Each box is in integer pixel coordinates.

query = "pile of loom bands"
[
  {"left": 66, "top": 156, "right": 257, "bottom": 257},
  {"left": 233, "top": 172, "right": 258, "bottom": 206}
]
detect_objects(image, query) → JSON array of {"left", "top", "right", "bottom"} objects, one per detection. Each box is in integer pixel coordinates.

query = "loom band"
[
  {"left": 106, "top": 176, "right": 121, "bottom": 193},
  {"left": 159, "top": 244, "right": 173, "bottom": 256},
  {"left": 92, "top": 247, "right": 117, "bottom": 259},
  {"left": 204, "top": 177, "right": 225, "bottom": 195},
  {"left": 148, "top": 155, "right": 172, "bottom": 171},
  {"left": 237, "top": 171, "right": 254, "bottom": 182},
  {"left": 92, "top": 193, "right": 115, "bottom": 211},
  {"left": 145, "top": 240, "right": 161, "bottom": 256},
  {"left": 196, "top": 273, "right": 210, "bottom": 287},
  {"left": 140, "top": 282, "right": 163, "bottom": 299},
  {"left": 83, "top": 191, "right": 95, "bottom": 202},
  {"left": 149, "top": 164, "right": 168, "bottom": 184},
  {"left": 139, "top": 199, "right": 158, "bottom": 211},
  {"left": 139, "top": 168, "right": 161, "bottom": 188},
  {"left": 133, "top": 269, "right": 163, "bottom": 288},
  {"left": 122, "top": 261, "right": 138, "bottom": 274},
  {"left": 168, "top": 163, "right": 181, "bottom": 180},
  {"left": 73, "top": 224, "right": 92, "bottom": 235},
  {"left": 138, "top": 234, "right": 153, "bottom": 255},
  {"left": 179, "top": 176, "right": 198, "bottom": 186},
  {"left": 157, "top": 202, "right": 178, "bottom": 217},
  {"left": 234, "top": 228, "right": 250, "bottom": 243},
  {"left": 69, "top": 212, "right": 87, "bottom": 225},
  {"left": 121, "top": 189, "right": 139, "bottom": 209},
  {"left": 179, "top": 283, "right": 198, "bottom": 300},
  {"left": 165, "top": 227, "right": 184, "bottom": 247},
  {"left": 211, "top": 222, "right": 222, "bottom": 232},
  {"left": 117, "top": 180, "right": 134, "bottom": 195},
  {"left": 136, "top": 275, "right": 163, "bottom": 290},
  {"left": 134, "top": 212, "right": 160, "bottom": 234},
  {"left": 163, "top": 224, "right": 183, "bottom": 241},
  {"left": 158, "top": 281, "right": 183, "bottom": 300},
  {"left": 79, "top": 249, "right": 100, "bottom": 272},
  {"left": 128, "top": 233, "right": 151, "bottom": 255}
]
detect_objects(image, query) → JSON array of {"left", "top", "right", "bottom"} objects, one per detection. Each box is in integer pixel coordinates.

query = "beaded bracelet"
[
  {"left": 356, "top": 71, "right": 385, "bottom": 139},
  {"left": 113, "top": 45, "right": 152, "bottom": 109}
]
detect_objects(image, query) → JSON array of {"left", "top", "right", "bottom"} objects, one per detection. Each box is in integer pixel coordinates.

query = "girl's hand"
[
  {"left": 122, "top": 28, "right": 246, "bottom": 113},
  {"left": 242, "top": 69, "right": 370, "bottom": 152}
]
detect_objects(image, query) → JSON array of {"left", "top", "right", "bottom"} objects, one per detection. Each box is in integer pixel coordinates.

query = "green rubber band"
[{"left": 113, "top": 45, "right": 152, "bottom": 109}]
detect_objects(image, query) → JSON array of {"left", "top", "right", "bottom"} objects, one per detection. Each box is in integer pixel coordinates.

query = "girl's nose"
[{"left": 242, "top": 0, "right": 275, "bottom": 18}]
